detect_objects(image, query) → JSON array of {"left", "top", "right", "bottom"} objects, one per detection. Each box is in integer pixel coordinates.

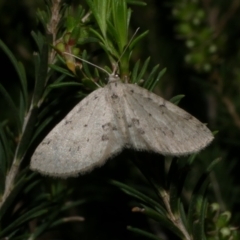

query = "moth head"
[{"left": 108, "top": 74, "right": 121, "bottom": 83}]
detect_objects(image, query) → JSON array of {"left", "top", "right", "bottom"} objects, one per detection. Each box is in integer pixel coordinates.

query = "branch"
[
  {"left": 47, "top": 0, "right": 62, "bottom": 64},
  {"left": 161, "top": 190, "right": 193, "bottom": 240}
]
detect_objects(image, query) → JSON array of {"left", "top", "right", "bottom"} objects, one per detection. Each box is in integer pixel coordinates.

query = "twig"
[
  {"left": 62, "top": 216, "right": 85, "bottom": 222},
  {"left": 47, "top": 0, "right": 62, "bottom": 64},
  {"left": 0, "top": 104, "right": 34, "bottom": 208},
  {"left": 0, "top": 161, "right": 19, "bottom": 207},
  {"left": 160, "top": 190, "right": 192, "bottom": 240},
  {"left": 0, "top": 0, "right": 62, "bottom": 210}
]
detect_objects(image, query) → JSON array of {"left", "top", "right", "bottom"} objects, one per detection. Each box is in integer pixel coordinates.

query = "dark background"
[{"left": 1, "top": 0, "right": 240, "bottom": 239}]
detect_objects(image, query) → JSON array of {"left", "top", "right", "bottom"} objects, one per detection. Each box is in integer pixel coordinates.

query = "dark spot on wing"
[
  {"left": 77, "top": 107, "right": 82, "bottom": 113},
  {"left": 87, "top": 138, "right": 89, "bottom": 142},
  {"left": 42, "top": 140, "right": 51, "bottom": 145},
  {"left": 115, "top": 82, "right": 118, "bottom": 87},
  {"left": 161, "top": 128, "right": 166, "bottom": 136},
  {"left": 147, "top": 97, "right": 152, "bottom": 101},
  {"left": 165, "top": 145, "right": 171, "bottom": 152},
  {"left": 77, "top": 146, "right": 80, "bottom": 151},
  {"left": 130, "top": 89, "right": 134, "bottom": 93},
  {"left": 183, "top": 113, "right": 193, "bottom": 120},
  {"left": 84, "top": 124, "right": 88, "bottom": 127},
  {"left": 159, "top": 100, "right": 166, "bottom": 108},
  {"left": 111, "top": 93, "right": 118, "bottom": 99},
  {"left": 149, "top": 113, "right": 152, "bottom": 117},
  {"left": 69, "top": 148, "right": 71, "bottom": 152},
  {"left": 159, "top": 104, "right": 166, "bottom": 114},
  {"left": 64, "top": 120, "right": 72, "bottom": 125},
  {"left": 94, "top": 95, "right": 98, "bottom": 100},
  {"left": 160, "top": 127, "right": 174, "bottom": 137},
  {"left": 138, "top": 128, "right": 145, "bottom": 134},
  {"left": 112, "top": 126, "right": 118, "bottom": 131},
  {"left": 102, "top": 135, "right": 109, "bottom": 141},
  {"left": 102, "top": 123, "right": 111, "bottom": 130},
  {"left": 128, "top": 123, "right": 132, "bottom": 128},
  {"left": 197, "top": 123, "right": 205, "bottom": 129},
  {"left": 125, "top": 143, "right": 131, "bottom": 148},
  {"left": 132, "top": 118, "right": 140, "bottom": 126}
]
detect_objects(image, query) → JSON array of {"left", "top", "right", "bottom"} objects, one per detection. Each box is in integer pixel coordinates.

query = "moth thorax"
[{"left": 108, "top": 74, "right": 121, "bottom": 83}]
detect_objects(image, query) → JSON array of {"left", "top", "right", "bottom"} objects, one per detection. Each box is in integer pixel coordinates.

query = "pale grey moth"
[{"left": 30, "top": 74, "right": 214, "bottom": 177}]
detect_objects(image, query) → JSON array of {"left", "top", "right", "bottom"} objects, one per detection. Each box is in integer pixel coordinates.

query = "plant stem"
[
  {"left": 0, "top": 160, "right": 20, "bottom": 208},
  {"left": 0, "top": 104, "right": 34, "bottom": 209},
  {"left": 161, "top": 190, "right": 192, "bottom": 240},
  {"left": 47, "top": 0, "right": 62, "bottom": 64},
  {"left": 0, "top": 0, "right": 62, "bottom": 210}
]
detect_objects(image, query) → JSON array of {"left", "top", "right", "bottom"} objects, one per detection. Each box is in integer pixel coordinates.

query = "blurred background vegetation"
[{"left": 0, "top": 0, "right": 240, "bottom": 239}]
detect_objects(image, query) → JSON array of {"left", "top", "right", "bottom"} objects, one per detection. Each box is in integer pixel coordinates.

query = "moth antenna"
[
  {"left": 113, "top": 27, "right": 140, "bottom": 74},
  {"left": 64, "top": 27, "right": 139, "bottom": 76},
  {"left": 63, "top": 52, "right": 111, "bottom": 76}
]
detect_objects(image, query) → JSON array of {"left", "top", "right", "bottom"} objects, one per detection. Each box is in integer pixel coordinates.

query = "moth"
[{"left": 30, "top": 73, "right": 213, "bottom": 177}]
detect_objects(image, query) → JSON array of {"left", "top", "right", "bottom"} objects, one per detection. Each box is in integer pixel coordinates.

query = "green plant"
[{"left": 0, "top": 0, "right": 239, "bottom": 239}]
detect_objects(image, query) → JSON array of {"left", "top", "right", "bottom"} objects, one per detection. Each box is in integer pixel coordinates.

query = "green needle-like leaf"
[
  {"left": 0, "top": 83, "right": 21, "bottom": 132},
  {"left": 133, "top": 57, "right": 150, "bottom": 84},
  {"left": 143, "top": 64, "right": 160, "bottom": 90},
  {"left": 112, "top": 0, "right": 128, "bottom": 52},
  {"left": 48, "top": 82, "right": 82, "bottom": 89},
  {"left": 129, "top": 30, "right": 149, "bottom": 50},
  {"left": 127, "top": 226, "right": 164, "bottom": 240},
  {"left": 33, "top": 43, "right": 49, "bottom": 105},
  {"left": 131, "top": 59, "right": 140, "bottom": 83},
  {"left": 110, "top": 180, "right": 165, "bottom": 213},
  {"left": 49, "top": 64, "right": 75, "bottom": 77},
  {"left": 169, "top": 94, "right": 185, "bottom": 105},
  {"left": 149, "top": 67, "right": 166, "bottom": 92},
  {"left": 126, "top": 0, "right": 147, "bottom": 6},
  {"left": 0, "top": 39, "right": 28, "bottom": 109}
]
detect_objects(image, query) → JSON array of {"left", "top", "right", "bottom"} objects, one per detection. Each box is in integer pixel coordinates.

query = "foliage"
[{"left": 0, "top": 0, "right": 240, "bottom": 239}]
